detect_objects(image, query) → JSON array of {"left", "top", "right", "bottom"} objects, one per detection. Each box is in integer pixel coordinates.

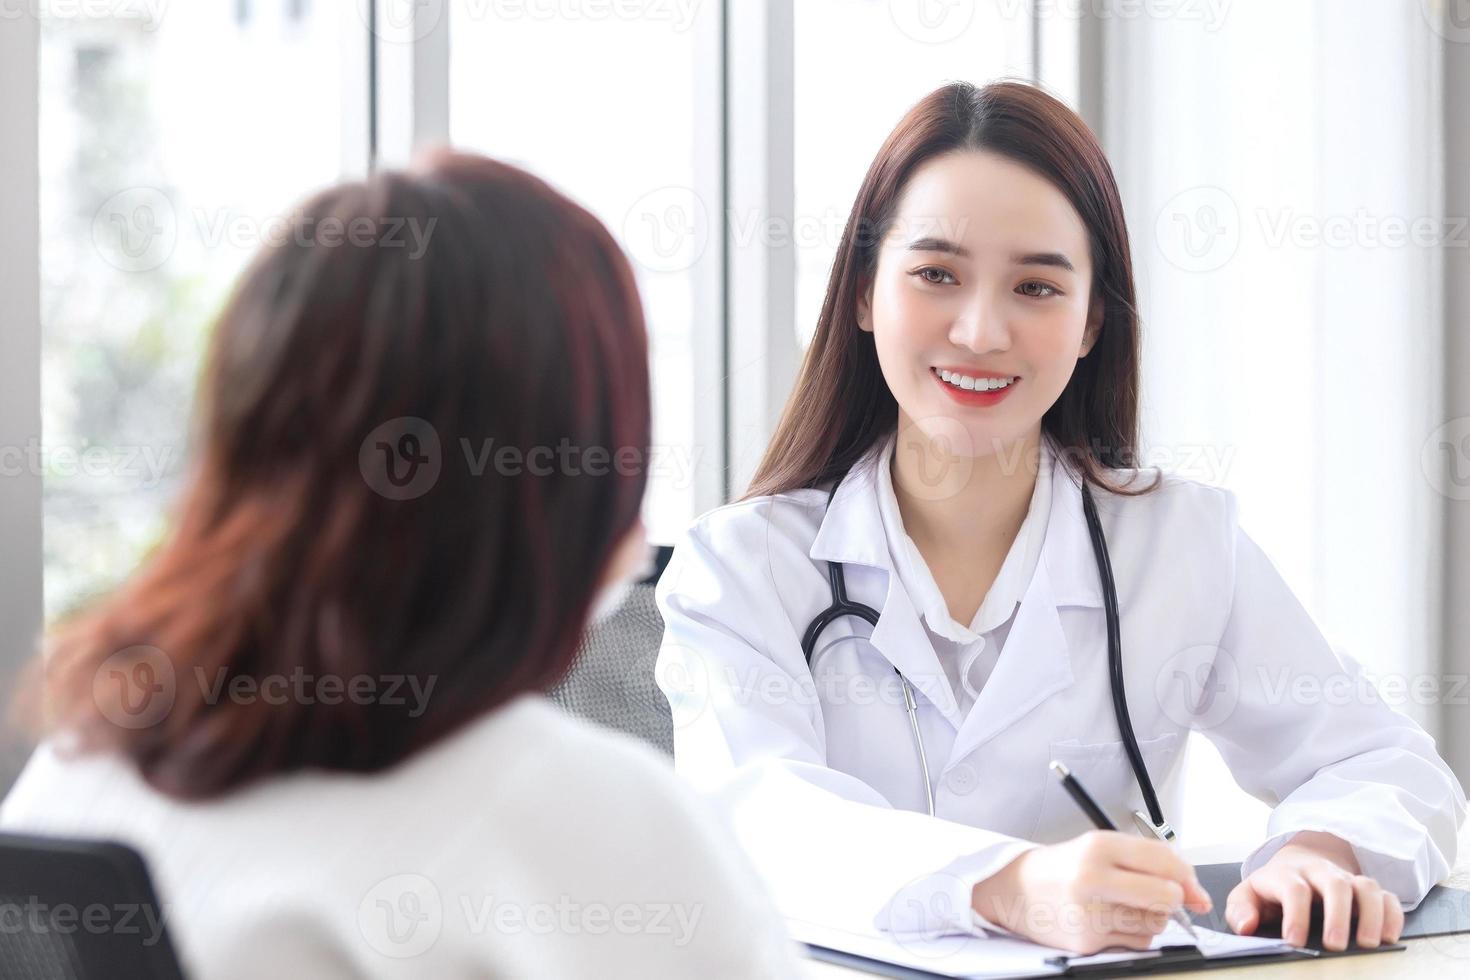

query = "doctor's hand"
[
  {"left": 970, "top": 831, "right": 1213, "bottom": 955},
  {"left": 1225, "top": 830, "right": 1404, "bottom": 951}
]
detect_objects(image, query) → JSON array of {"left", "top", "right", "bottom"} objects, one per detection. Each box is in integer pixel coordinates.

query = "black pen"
[{"left": 1049, "top": 760, "right": 1202, "bottom": 944}]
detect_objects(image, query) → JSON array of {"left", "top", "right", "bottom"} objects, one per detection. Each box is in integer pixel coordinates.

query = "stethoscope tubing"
[{"left": 799, "top": 466, "right": 1167, "bottom": 830}]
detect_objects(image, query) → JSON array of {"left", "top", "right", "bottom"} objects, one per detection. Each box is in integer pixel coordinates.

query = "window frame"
[{"left": 0, "top": 14, "right": 43, "bottom": 788}]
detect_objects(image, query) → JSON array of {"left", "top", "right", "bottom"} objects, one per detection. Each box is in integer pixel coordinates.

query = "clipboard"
[
  {"left": 1192, "top": 862, "right": 1470, "bottom": 940},
  {"left": 802, "top": 936, "right": 1404, "bottom": 979},
  {"left": 797, "top": 864, "right": 1470, "bottom": 979},
  {"left": 1041, "top": 942, "right": 1400, "bottom": 976}
]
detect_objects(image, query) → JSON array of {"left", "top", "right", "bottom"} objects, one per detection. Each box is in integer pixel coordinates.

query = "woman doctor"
[{"left": 654, "top": 80, "right": 1465, "bottom": 956}]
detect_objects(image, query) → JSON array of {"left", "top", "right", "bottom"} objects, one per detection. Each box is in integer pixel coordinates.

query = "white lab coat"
[{"left": 654, "top": 439, "right": 1466, "bottom": 940}]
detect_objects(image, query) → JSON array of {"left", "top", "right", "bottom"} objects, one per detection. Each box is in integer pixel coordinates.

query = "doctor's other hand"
[
  {"left": 1224, "top": 830, "right": 1404, "bottom": 952},
  {"left": 970, "top": 831, "right": 1212, "bottom": 954}
]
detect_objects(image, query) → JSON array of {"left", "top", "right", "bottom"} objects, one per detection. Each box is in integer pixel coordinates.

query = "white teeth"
[{"left": 938, "top": 369, "right": 1016, "bottom": 392}]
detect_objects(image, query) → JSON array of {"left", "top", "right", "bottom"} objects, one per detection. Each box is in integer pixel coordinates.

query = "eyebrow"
[{"left": 903, "top": 237, "right": 1076, "bottom": 273}]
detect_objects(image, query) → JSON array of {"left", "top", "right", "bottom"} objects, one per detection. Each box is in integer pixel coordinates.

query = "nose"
[{"left": 947, "top": 289, "right": 1012, "bottom": 354}]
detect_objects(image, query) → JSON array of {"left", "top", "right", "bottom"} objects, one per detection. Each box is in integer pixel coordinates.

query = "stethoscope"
[{"left": 799, "top": 466, "right": 1176, "bottom": 843}]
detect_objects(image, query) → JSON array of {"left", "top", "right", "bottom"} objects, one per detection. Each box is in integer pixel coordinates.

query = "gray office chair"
[
  {"left": 0, "top": 833, "right": 185, "bottom": 980},
  {"left": 548, "top": 545, "right": 676, "bottom": 755}
]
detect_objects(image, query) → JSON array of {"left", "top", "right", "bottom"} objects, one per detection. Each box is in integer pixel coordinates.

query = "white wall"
[{"left": 1099, "top": 0, "right": 1451, "bottom": 842}]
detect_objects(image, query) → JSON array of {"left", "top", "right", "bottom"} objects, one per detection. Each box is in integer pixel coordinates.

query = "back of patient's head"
[{"left": 31, "top": 149, "right": 651, "bottom": 799}]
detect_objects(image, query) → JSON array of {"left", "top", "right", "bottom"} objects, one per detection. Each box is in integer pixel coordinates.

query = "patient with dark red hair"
[{"left": 2, "top": 150, "right": 801, "bottom": 979}]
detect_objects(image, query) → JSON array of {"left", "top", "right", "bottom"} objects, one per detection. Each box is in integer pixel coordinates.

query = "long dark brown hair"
[
  {"left": 27, "top": 150, "right": 651, "bottom": 799},
  {"left": 746, "top": 80, "right": 1156, "bottom": 499}
]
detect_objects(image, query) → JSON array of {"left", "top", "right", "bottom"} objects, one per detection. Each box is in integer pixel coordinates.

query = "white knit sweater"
[{"left": 0, "top": 694, "right": 804, "bottom": 979}]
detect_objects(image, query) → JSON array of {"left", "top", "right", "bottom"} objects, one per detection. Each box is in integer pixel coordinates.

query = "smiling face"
[{"left": 857, "top": 149, "right": 1102, "bottom": 459}]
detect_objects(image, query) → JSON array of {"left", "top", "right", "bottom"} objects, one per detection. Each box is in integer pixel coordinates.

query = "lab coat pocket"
[{"left": 1030, "top": 732, "right": 1183, "bottom": 842}]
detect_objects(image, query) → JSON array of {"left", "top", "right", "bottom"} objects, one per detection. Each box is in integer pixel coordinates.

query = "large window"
[
  {"left": 793, "top": 1, "right": 1033, "bottom": 347},
  {"left": 448, "top": 0, "right": 710, "bottom": 544},
  {"left": 41, "top": 1, "right": 348, "bottom": 620},
  {"left": 39, "top": 2, "right": 1038, "bottom": 612}
]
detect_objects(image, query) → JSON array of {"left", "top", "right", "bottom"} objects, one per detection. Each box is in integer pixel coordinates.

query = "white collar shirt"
[{"left": 873, "top": 433, "right": 1054, "bottom": 717}]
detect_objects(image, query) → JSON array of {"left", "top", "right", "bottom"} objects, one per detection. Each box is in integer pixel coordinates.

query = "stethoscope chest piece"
[{"left": 1131, "top": 809, "right": 1178, "bottom": 842}]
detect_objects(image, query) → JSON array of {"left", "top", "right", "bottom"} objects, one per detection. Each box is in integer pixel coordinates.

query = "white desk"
[{"left": 802, "top": 824, "right": 1470, "bottom": 978}]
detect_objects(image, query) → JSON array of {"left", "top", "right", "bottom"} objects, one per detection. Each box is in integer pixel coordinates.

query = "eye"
[
  {"left": 1017, "top": 280, "right": 1060, "bottom": 298},
  {"left": 911, "top": 266, "right": 958, "bottom": 286}
]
